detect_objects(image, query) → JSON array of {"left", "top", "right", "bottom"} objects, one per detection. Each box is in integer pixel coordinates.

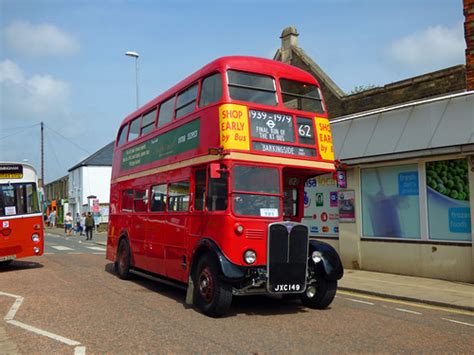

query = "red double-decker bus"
[
  {"left": 0, "top": 162, "right": 44, "bottom": 265},
  {"left": 107, "top": 56, "right": 343, "bottom": 317}
]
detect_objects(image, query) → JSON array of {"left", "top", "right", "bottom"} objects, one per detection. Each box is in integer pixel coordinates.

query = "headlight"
[
  {"left": 244, "top": 250, "right": 257, "bottom": 265},
  {"left": 32, "top": 234, "right": 40, "bottom": 243},
  {"left": 312, "top": 250, "right": 323, "bottom": 263},
  {"left": 33, "top": 247, "right": 41, "bottom": 254}
]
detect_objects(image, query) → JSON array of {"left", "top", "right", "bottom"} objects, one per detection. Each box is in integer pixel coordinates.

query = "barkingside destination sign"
[
  {"left": 252, "top": 142, "right": 316, "bottom": 157},
  {"left": 121, "top": 119, "right": 200, "bottom": 171}
]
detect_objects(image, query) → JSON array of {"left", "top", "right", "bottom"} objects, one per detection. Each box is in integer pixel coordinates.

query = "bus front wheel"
[
  {"left": 193, "top": 254, "right": 232, "bottom": 317},
  {"left": 300, "top": 278, "right": 337, "bottom": 309},
  {"left": 115, "top": 239, "right": 132, "bottom": 280}
]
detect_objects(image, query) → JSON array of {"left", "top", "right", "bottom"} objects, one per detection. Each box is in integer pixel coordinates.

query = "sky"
[{"left": 0, "top": 0, "right": 467, "bottom": 183}]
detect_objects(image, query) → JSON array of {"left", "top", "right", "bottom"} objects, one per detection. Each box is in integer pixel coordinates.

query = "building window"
[
  {"left": 361, "top": 164, "right": 420, "bottom": 239},
  {"left": 150, "top": 184, "right": 167, "bottom": 212},
  {"left": 199, "top": 73, "right": 222, "bottom": 107},
  {"left": 227, "top": 70, "right": 277, "bottom": 106},
  {"left": 426, "top": 159, "right": 471, "bottom": 241},
  {"left": 176, "top": 84, "right": 198, "bottom": 119},
  {"left": 140, "top": 109, "right": 157, "bottom": 135},
  {"left": 168, "top": 181, "right": 190, "bottom": 212},
  {"left": 157, "top": 97, "right": 174, "bottom": 128}
]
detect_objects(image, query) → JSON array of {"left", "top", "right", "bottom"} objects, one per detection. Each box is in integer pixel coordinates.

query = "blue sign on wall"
[
  {"left": 398, "top": 172, "right": 419, "bottom": 196},
  {"left": 449, "top": 208, "right": 471, "bottom": 233}
]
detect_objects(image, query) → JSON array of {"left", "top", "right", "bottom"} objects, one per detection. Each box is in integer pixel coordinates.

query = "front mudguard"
[
  {"left": 192, "top": 238, "right": 246, "bottom": 281},
  {"left": 309, "top": 240, "right": 344, "bottom": 280}
]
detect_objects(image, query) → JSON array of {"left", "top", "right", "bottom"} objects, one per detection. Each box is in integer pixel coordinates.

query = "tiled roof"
[{"left": 68, "top": 141, "right": 115, "bottom": 171}]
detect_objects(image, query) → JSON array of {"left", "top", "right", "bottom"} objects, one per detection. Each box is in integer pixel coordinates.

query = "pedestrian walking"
[
  {"left": 85, "top": 212, "right": 95, "bottom": 240},
  {"left": 49, "top": 210, "right": 56, "bottom": 228},
  {"left": 74, "top": 213, "right": 83, "bottom": 236},
  {"left": 64, "top": 212, "right": 73, "bottom": 236}
]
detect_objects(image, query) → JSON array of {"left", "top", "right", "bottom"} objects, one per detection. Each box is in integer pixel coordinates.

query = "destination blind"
[{"left": 0, "top": 164, "right": 23, "bottom": 179}]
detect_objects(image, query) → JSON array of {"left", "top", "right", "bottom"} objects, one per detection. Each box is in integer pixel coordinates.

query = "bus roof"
[{"left": 120, "top": 56, "right": 320, "bottom": 127}]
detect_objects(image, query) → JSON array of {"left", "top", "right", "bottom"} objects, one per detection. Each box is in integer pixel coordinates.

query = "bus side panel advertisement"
[
  {"left": 218, "top": 104, "right": 250, "bottom": 151},
  {"left": 121, "top": 119, "right": 200, "bottom": 171},
  {"left": 314, "top": 116, "right": 334, "bottom": 161}
]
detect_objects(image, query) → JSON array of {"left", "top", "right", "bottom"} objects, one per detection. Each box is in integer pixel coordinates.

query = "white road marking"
[
  {"left": 67, "top": 252, "right": 83, "bottom": 255},
  {"left": 345, "top": 298, "right": 374, "bottom": 305},
  {"left": 0, "top": 291, "right": 86, "bottom": 353},
  {"left": 395, "top": 308, "right": 422, "bottom": 315},
  {"left": 2, "top": 294, "right": 24, "bottom": 320},
  {"left": 86, "top": 246, "right": 106, "bottom": 251},
  {"left": 7, "top": 319, "right": 81, "bottom": 346},
  {"left": 75, "top": 346, "right": 86, "bottom": 354},
  {"left": 441, "top": 318, "right": 474, "bottom": 327},
  {"left": 51, "top": 245, "right": 74, "bottom": 251}
]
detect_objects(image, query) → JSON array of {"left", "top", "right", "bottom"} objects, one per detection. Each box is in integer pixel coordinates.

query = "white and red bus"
[
  {"left": 0, "top": 162, "right": 44, "bottom": 265},
  {"left": 107, "top": 56, "right": 343, "bottom": 317}
]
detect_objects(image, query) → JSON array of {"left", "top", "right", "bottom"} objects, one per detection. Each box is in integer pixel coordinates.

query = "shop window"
[
  {"left": 361, "top": 164, "right": 420, "bottom": 239},
  {"left": 426, "top": 159, "right": 471, "bottom": 241}
]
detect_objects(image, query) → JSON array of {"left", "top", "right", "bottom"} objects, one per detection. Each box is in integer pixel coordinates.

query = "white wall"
[
  {"left": 81, "top": 166, "right": 111, "bottom": 204},
  {"left": 68, "top": 165, "right": 111, "bottom": 219}
]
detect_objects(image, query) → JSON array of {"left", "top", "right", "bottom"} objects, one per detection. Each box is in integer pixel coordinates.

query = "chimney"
[
  {"left": 280, "top": 27, "right": 299, "bottom": 64},
  {"left": 464, "top": 0, "right": 474, "bottom": 90}
]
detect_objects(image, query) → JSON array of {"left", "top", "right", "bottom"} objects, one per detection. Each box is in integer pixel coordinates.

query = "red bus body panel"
[{"left": 0, "top": 215, "right": 44, "bottom": 260}]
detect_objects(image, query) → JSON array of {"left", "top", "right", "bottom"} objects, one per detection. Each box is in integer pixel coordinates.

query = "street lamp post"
[{"left": 125, "top": 51, "right": 140, "bottom": 109}]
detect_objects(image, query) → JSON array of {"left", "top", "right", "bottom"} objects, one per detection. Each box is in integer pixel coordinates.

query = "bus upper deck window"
[
  {"left": 117, "top": 125, "right": 128, "bottom": 146},
  {"left": 157, "top": 97, "right": 174, "bottom": 128},
  {"left": 280, "top": 79, "right": 325, "bottom": 114},
  {"left": 199, "top": 73, "right": 222, "bottom": 107},
  {"left": 227, "top": 70, "right": 277, "bottom": 106},
  {"left": 140, "top": 109, "right": 157, "bottom": 135},
  {"left": 176, "top": 84, "right": 198, "bottom": 119},
  {"left": 128, "top": 118, "right": 140, "bottom": 141}
]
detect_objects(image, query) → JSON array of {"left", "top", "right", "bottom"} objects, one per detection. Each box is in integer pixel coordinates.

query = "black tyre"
[
  {"left": 0, "top": 260, "right": 13, "bottom": 267},
  {"left": 300, "top": 278, "right": 337, "bottom": 309},
  {"left": 115, "top": 239, "right": 132, "bottom": 280},
  {"left": 193, "top": 253, "right": 232, "bottom": 317}
]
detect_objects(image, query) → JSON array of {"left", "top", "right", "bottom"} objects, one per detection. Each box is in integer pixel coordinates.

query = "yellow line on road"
[{"left": 337, "top": 290, "right": 474, "bottom": 316}]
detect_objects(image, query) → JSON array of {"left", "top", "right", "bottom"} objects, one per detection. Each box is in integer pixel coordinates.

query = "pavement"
[{"left": 44, "top": 227, "right": 474, "bottom": 312}]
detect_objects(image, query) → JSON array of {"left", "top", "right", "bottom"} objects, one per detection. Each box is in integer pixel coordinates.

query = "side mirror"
[
  {"left": 210, "top": 163, "right": 221, "bottom": 179},
  {"left": 210, "top": 163, "right": 228, "bottom": 179}
]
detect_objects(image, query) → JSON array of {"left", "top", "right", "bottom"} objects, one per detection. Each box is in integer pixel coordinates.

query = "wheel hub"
[{"left": 199, "top": 267, "right": 214, "bottom": 302}]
